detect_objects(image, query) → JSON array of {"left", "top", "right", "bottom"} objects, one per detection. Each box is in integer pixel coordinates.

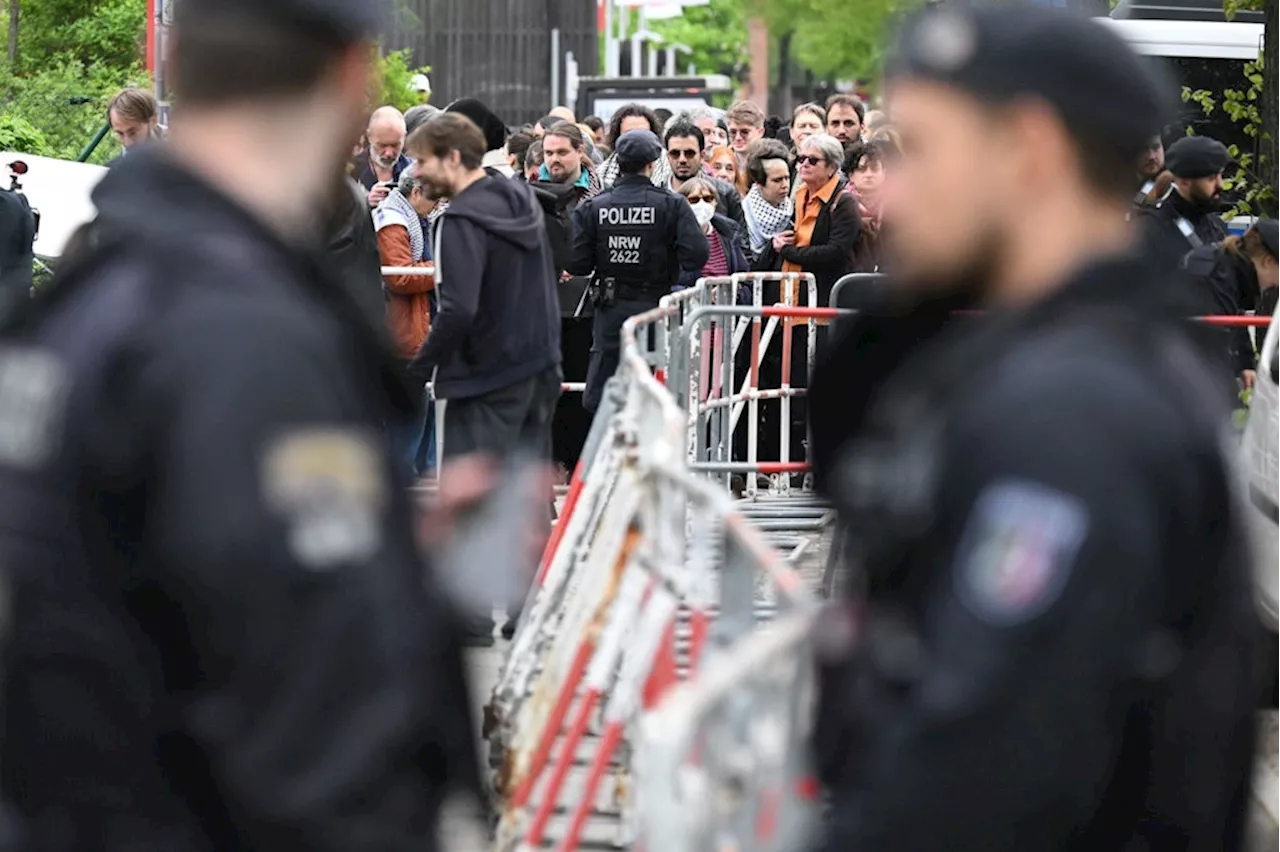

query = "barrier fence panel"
[{"left": 477, "top": 275, "right": 821, "bottom": 852}]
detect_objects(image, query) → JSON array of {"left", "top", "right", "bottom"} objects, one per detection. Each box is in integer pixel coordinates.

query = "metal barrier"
[
  {"left": 828, "top": 272, "right": 885, "bottom": 309},
  {"left": 481, "top": 275, "right": 819, "bottom": 852}
]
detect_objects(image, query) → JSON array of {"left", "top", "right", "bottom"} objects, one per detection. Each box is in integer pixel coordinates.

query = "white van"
[{"left": 1241, "top": 305, "right": 1279, "bottom": 646}]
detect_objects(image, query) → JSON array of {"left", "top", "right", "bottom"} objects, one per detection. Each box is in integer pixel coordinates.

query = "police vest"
[{"left": 591, "top": 196, "right": 667, "bottom": 293}]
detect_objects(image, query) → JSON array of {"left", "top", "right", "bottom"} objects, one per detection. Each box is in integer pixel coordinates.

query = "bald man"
[{"left": 354, "top": 105, "right": 411, "bottom": 207}]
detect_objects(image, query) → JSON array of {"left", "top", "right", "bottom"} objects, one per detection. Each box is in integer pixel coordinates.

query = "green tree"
[
  {"left": 374, "top": 49, "right": 433, "bottom": 113},
  {"left": 648, "top": 0, "right": 751, "bottom": 79}
]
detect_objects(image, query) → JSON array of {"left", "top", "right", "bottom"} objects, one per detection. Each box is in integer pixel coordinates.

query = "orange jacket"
[{"left": 376, "top": 224, "right": 434, "bottom": 360}]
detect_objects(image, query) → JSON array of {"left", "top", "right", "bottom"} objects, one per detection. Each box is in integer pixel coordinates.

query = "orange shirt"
[{"left": 781, "top": 172, "right": 841, "bottom": 277}]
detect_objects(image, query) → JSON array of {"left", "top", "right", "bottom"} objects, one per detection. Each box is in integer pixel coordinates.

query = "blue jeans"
[{"left": 389, "top": 391, "right": 436, "bottom": 478}]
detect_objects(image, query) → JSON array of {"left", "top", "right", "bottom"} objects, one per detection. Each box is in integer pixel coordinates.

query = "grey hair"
[
  {"left": 797, "top": 133, "right": 844, "bottom": 170},
  {"left": 666, "top": 104, "right": 717, "bottom": 135},
  {"left": 397, "top": 169, "right": 423, "bottom": 196}
]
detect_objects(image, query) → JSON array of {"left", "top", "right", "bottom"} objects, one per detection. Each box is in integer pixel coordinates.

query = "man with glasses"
[
  {"left": 726, "top": 100, "right": 766, "bottom": 172},
  {"left": 664, "top": 119, "right": 748, "bottom": 249},
  {"left": 825, "top": 93, "right": 866, "bottom": 147}
]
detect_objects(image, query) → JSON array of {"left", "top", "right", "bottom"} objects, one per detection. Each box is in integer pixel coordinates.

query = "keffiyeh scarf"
[
  {"left": 375, "top": 189, "right": 425, "bottom": 261},
  {"left": 598, "top": 152, "right": 672, "bottom": 190},
  {"left": 742, "top": 185, "right": 794, "bottom": 257}
]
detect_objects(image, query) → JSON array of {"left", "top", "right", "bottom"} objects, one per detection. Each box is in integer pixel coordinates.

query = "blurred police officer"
[
  {"left": 568, "top": 129, "right": 707, "bottom": 413},
  {"left": 1139, "top": 134, "right": 1230, "bottom": 266},
  {"left": 0, "top": 1, "right": 480, "bottom": 849},
  {"left": 810, "top": 5, "right": 1258, "bottom": 851}
]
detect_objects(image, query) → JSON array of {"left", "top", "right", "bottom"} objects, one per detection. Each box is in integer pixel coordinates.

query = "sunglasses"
[
  {"left": 729, "top": 128, "right": 757, "bottom": 137},
  {"left": 796, "top": 155, "right": 827, "bottom": 166},
  {"left": 687, "top": 194, "right": 716, "bottom": 204},
  {"left": 667, "top": 148, "right": 700, "bottom": 159}
]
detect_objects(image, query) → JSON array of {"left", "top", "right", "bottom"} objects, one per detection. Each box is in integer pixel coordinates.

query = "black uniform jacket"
[
  {"left": 809, "top": 254, "right": 1259, "bottom": 852},
  {"left": 1184, "top": 243, "right": 1261, "bottom": 375},
  {"left": 0, "top": 148, "right": 479, "bottom": 852},
  {"left": 1138, "top": 188, "right": 1228, "bottom": 269}
]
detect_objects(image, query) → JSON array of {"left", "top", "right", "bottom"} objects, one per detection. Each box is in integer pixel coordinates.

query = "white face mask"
[{"left": 691, "top": 200, "right": 716, "bottom": 229}]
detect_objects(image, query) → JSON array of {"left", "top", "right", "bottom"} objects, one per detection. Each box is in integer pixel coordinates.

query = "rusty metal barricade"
[{"left": 481, "top": 274, "right": 821, "bottom": 852}]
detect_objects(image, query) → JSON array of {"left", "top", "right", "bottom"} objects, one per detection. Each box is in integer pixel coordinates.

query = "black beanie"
[{"left": 445, "top": 98, "right": 508, "bottom": 153}]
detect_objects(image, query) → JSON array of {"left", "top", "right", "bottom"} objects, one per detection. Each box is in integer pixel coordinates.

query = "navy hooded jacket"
[{"left": 409, "top": 175, "right": 562, "bottom": 399}]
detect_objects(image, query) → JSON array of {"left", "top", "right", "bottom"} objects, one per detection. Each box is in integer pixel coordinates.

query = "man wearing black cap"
[
  {"left": 0, "top": 1, "right": 483, "bottom": 849},
  {"left": 568, "top": 129, "right": 707, "bottom": 414},
  {"left": 809, "top": 4, "right": 1257, "bottom": 851},
  {"left": 1139, "top": 134, "right": 1230, "bottom": 265}
]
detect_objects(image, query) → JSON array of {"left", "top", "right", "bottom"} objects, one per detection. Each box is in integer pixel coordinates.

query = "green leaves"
[
  {"left": 648, "top": 0, "right": 750, "bottom": 80},
  {"left": 1183, "top": 40, "right": 1273, "bottom": 219},
  {"left": 373, "top": 49, "right": 432, "bottom": 113}
]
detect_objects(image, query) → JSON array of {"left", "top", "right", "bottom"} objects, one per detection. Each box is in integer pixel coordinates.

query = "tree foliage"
[
  {"left": 373, "top": 49, "right": 433, "bottom": 113},
  {"left": 647, "top": 0, "right": 751, "bottom": 79},
  {"left": 0, "top": 1, "right": 431, "bottom": 162},
  {"left": 1182, "top": 0, "right": 1277, "bottom": 218},
  {"left": 751, "top": 0, "right": 906, "bottom": 85}
]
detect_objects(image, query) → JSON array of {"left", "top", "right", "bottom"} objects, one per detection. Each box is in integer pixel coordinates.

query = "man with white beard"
[{"left": 355, "top": 105, "right": 411, "bottom": 207}]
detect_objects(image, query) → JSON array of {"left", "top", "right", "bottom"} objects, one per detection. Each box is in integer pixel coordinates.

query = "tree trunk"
[
  {"left": 6, "top": 0, "right": 18, "bottom": 65},
  {"left": 1262, "top": 0, "right": 1278, "bottom": 216}
]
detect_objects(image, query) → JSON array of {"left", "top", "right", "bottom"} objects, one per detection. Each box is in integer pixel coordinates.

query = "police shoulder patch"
[
  {"left": 953, "top": 480, "right": 1088, "bottom": 627},
  {"left": 261, "top": 428, "right": 388, "bottom": 571},
  {"left": 0, "top": 345, "right": 70, "bottom": 469}
]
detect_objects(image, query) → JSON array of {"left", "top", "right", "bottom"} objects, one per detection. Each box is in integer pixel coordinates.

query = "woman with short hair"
[
  {"left": 675, "top": 177, "right": 750, "bottom": 290},
  {"left": 742, "top": 138, "right": 793, "bottom": 262}
]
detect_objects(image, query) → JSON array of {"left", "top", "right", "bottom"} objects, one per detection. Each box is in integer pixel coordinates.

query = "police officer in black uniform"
[
  {"left": 0, "top": 1, "right": 481, "bottom": 849},
  {"left": 1183, "top": 218, "right": 1279, "bottom": 389},
  {"left": 810, "top": 5, "right": 1258, "bottom": 850},
  {"left": 569, "top": 129, "right": 708, "bottom": 414},
  {"left": 1139, "top": 134, "right": 1230, "bottom": 267}
]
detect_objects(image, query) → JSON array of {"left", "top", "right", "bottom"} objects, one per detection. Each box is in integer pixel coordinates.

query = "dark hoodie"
[{"left": 410, "top": 174, "right": 561, "bottom": 398}]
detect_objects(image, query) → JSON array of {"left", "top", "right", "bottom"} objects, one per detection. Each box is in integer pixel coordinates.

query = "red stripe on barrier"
[
  {"left": 687, "top": 609, "right": 711, "bottom": 677},
  {"left": 755, "top": 306, "right": 1272, "bottom": 325},
  {"left": 535, "top": 460, "right": 584, "bottom": 586},
  {"left": 512, "top": 640, "right": 594, "bottom": 811},
  {"left": 643, "top": 621, "right": 680, "bottom": 707},
  {"left": 558, "top": 720, "right": 625, "bottom": 852},
  {"left": 755, "top": 462, "right": 811, "bottom": 474},
  {"left": 524, "top": 684, "right": 604, "bottom": 846},
  {"left": 1198, "top": 316, "right": 1272, "bottom": 327},
  {"left": 796, "top": 775, "right": 820, "bottom": 800},
  {"left": 762, "top": 306, "right": 842, "bottom": 319}
]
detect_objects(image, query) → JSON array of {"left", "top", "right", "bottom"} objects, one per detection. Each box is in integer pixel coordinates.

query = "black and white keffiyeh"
[
  {"left": 598, "top": 152, "right": 672, "bottom": 190},
  {"left": 373, "top": 189, "right": 426, "bottom": 261},
  {"left": 742, "top": 185, "right": 794, "bottom": 257}
]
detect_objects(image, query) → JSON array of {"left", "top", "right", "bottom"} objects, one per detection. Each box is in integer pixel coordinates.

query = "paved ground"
[{"left": 436, "top": 645, "right": 504, "bottom": 851}]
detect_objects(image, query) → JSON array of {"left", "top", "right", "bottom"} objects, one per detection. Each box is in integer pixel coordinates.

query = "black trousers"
[
  {"left": 442, "top": 366, "right": 562, "bottom": 463},
  {"left": 583, "top": 297, "right": 659, "bottom": 414}
]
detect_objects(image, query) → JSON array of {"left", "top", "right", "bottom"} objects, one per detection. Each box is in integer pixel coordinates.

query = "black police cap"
[
  {"left": 614, "top": 130, "right": 664, "bottom": 168},
  {"left": 1256, "top": 218, "right": 1279, "bottom": 259},
  {"left": 885, "top": 3, "right": 1173, "bottom": 154},
  {"left": 179, "top": 0, "right": 389, "bottom": 41},
  {"left": 1165, "top": 135, "right": 1230, "bottom": 179}
]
